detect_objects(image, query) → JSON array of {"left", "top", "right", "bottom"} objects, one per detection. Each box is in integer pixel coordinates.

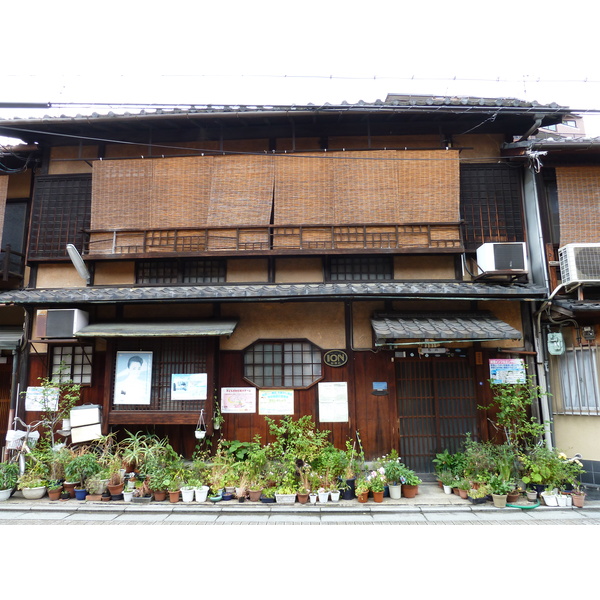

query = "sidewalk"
[{"left": 2, "top": 482, "right": 599, "bottom": 516}]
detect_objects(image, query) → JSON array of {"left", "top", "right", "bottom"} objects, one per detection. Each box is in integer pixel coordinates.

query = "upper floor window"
[
  {"left": 51, "top": 344, "right": 93, "bottom": 385},
  {"left": 244, "top": 340, "right": 322, "bottom": 388},
  {"left": 327, "top": 256, "right": 393, "bottom": 282},
  {"left": 136, "top": 259, "right": 226, "bottom": 284}
]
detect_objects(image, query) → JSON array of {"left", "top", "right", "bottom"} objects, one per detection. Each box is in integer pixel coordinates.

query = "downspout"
[{"left": 524, "top": 161, "right": 554, "bottom": 450}]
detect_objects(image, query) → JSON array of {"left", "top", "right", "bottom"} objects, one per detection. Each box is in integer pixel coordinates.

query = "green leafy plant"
[{"left": 0, "top": 462, "right": 20, "bottom": 490}]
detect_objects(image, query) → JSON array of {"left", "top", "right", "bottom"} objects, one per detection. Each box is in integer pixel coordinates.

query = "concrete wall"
[{"left": 554, "top": 416, "right": 600, "bottom": 460}]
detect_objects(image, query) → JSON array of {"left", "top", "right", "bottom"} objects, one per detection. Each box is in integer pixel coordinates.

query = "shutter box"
[{"left": 35, "top": 309, "right": 89, "bottom": 339}]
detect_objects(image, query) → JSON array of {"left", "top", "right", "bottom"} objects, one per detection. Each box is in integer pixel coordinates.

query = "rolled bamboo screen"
[
  {"left": 556, "top": 166, "right": 600, "bottom": 246},
  {"left": 90, "top": 149, "right": 460, "bottom": 253}
]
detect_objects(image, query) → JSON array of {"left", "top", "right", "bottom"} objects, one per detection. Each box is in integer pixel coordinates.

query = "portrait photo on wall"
[{"left": 114, "top": 351, "right": 153, "bottom": 405}]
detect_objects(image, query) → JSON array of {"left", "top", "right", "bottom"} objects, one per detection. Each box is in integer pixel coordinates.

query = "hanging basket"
[{"left": 195, "top": 409, "right": 207, "bottom": 439}]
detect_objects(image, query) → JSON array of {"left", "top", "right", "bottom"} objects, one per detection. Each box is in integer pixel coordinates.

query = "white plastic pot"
[{"left": 195, "top": 486, "right": 209, "bottom": 502}]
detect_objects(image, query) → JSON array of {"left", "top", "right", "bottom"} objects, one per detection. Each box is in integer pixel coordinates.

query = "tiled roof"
[
  {"left": 371, "top": 311, "right": 522, "bottom": 344},
  {"left": 0, "top": 282, "right": 548, "bottom": 305}
]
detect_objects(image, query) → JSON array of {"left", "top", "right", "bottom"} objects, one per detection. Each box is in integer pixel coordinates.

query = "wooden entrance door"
[{"left": 396, "top": 355, "right": 477, "bottom": 472}]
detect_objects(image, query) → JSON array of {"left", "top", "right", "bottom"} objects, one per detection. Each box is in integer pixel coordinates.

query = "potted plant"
[
  {"left": 64, "top": 452, "right": 101, "bottom": 498},
  {"left": 355, "top": 477, "right": 369, "bottom": 503},
  {"left": 457, "top": 478, "right": 471, "bottom": 499},
  {"left": 0, "top": 462, "right": 20, "bottom": 501},
  {"left": 488, "top": 474, "right": 513, "bottom": 507},
  {"left": 260, "top": 486, "right": 276, "bottom": 503},
  {"left": 437, "top": 471, "right": 456, "bottom": 495},
  {"left": 467, "top": 484, "right": 489, "bottom": 504},
  {"left": 17, "top": 470, "right": 48, "bottom": 500},
  {"left": 367, "top": 468, "right": 386, "bottom": 502},
  {"left": 384, "top": 453, "right": 405, "bottom": 499},
  {"left": 398, "top": 464, "right": 422, "bottom": 498}
]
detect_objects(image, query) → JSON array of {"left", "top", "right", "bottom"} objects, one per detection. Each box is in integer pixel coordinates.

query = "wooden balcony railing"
[
  {"left": 85, "top": 223, "right": 464, "bottom": 258},
  {"left": 0, "top": 245, "right": 26, "bottom": 282}
]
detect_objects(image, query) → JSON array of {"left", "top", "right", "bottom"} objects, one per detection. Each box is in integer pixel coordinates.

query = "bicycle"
[{"left": 4, "top": 417, "right": 43, "bottom": 475}]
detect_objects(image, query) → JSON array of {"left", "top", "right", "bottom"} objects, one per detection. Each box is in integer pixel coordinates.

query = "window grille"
[
  {"left": 327, "top": 256, "right": 393, "bottom": 282},
  {"left": 51, "top": 345, "right": 93, "bottom": 385},
  {"left": 244, "top": 340, "right": 322, "bottom": 388},
  {"left": 551, "top": 345, "right": 600, "bottom": 415},
  {"left": 136, "top": 259, "right": 225, "bottom": 284}
]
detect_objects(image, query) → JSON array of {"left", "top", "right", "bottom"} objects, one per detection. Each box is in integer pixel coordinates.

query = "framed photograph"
[{"left": 114, "top": 351, "right": 153, "bottom": 405}]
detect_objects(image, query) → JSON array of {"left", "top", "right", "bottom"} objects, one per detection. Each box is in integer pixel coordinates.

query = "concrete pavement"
[{"left": 1, "top": 482, "right": 599, "bottom": 525}]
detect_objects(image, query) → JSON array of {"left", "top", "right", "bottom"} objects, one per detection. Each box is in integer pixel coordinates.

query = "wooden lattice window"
[
  {"left": 136, "top": 259, "right": 226, "bottom": 284},
  {"left": 327, "top": 256, "right": 393, "bottom": 282},
  {"left": 51, "top": 344, "right": 93, "bottom": 385},
  {"left": 29, "top": 175, "right": 91, "bottom": 259},
  {"left": 112, "top": 337, "right": 212, "bottom": 412},
  {"left": 460, "top": 164, "right": 524, "bottom": 250},
  {"left": 244, "top": 340, "right": 322, "bottom": 388}
]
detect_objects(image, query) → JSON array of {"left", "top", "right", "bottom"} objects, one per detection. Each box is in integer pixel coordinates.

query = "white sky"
[{"left": 2, "top": 0, "right": 600, "bottom": 136}]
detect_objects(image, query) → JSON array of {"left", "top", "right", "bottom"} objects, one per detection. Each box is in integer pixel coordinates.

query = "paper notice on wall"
[
  {"left": 171, "top": 373, "right": 208, "bottom": 400},
  {"left": 318, "top": 381, "right": 349, "bottom": 422},
  {"left": 258, "top": 389, "right": 294, "bottom": 415},
  {"left": 221, "top": 387, "right": 257, "bottom": 413},
  {"left": 25, "top": 387, "right": 59, "bottom": 412},
  {"left": 489, "top": 358, "right": 526, "bottom": 384}
]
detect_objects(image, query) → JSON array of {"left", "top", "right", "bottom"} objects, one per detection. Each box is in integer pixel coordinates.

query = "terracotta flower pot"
[
  {"left": 357, "top": 491, "right": 369, "bottom": 503},
  {"left": 152, "top": 490, "right": 167, "bottom": 502},
  {"left": 168, "top": 490, "right": 180, "bottom": 503},
  {"left": 372, "top": 490, "right": 384, "bottom": 502},
  {"left": 248, "top": 489, "right": 262, "bottom": 502},
  {"left": 297, "top": 493, "right": 309, "bottom": 504},
  {"left": 402, "top": 484, "right": 418, "bottom": 498},
  {"left": 572, "top": 493, "right": 586, "bottom": 508}
]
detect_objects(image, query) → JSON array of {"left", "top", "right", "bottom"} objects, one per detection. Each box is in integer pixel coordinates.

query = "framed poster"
[
  {"left": 318, "top": 381, "right": 349, "bottom": 422},
  {"left": 258, "top": 389, "right": 294, "bottom": 415},
  {"left": 489, "top": 358, "right": 526, "bottom": 384},
  {"left": 114, "top": 351, "right": 153, "bottom": 405},
  {"left": 221, "top": 387, "right": 256, "bottom": 413},
  {"left": 25, "top": 386, "right": 59, "bottom": 412},
  {"left": 171, "top": 373, "right": 208, "bottom": 401}
]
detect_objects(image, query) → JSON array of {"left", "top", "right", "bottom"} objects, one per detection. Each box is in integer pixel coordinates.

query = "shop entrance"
[{"left": 396, "top": 354, "right": 477, "bottom": 472}]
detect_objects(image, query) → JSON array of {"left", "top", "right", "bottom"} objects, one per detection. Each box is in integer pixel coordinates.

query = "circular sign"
[{"left": 323, "top": 350, "right": 348, "bottom": 367}]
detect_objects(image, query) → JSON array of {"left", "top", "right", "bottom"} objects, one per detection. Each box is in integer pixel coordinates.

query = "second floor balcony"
[{"left": 84, "top": 222, "right": 464, "bottom": 259}]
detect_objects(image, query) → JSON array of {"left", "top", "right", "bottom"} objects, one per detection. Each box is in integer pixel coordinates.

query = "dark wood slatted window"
[
  {"left": 396, "top": 357, "right": 477, "bottom": 472},
  {"left": 136, "top": 259, "right": 225, "bottom": 284},
  {"left": 327, "top": 256, "right": 393, "bottom": 281},
  {"left": 51, "top": 344, "right": 93, "bottom": 385},
  {"left": 29, "top": 175, "right": 91, "bottom": 259},
  {"left": 460, "top": 164, "right": 524, "bottom": 250},
  {"left": 112, "top": 337, "right": 210, "bottom": 412}
]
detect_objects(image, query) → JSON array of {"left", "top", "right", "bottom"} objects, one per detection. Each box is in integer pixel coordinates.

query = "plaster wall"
[
  {"left": 275, "top": 257, "right": 323, "bottom": 283},
  {"left": 48, "top": 146, "right": 97, "bottom": 175},
  {"left": 227, "top": 259, "right": 269, "bottom": 283},
  {"left": 220, "top": 302, "right": 345, "bottom": 350},
  {"left": 394, "top": 255, "right": 455, "bottom": 279},
  {"left": 94, "top": 261, "right": 135, "bottom": 285},
  {"left": 554, "top": 416, "right": 600, "bottom": 461},
  {"left": 36, "top": 264, "right": 87, "bottom": 288}
]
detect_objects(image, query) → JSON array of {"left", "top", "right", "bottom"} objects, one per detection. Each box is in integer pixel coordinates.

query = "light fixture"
[{"left": 66, "top": 244, "right": 91, "bottom": 285}]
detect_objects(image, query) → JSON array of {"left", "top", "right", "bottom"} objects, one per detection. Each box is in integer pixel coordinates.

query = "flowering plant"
[{"left": 367, "top": 467, "right": 386, "bottom": 492}]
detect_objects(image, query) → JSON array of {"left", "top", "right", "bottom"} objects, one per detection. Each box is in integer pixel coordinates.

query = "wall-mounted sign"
[
  {"left": 318, "top": 381, "right": 349, "bottom": 422},
  {"left": 489, "top": 358, "right": 526, "bottom": 384},
  {"left": 259, "top": 389, "right": 294, "bottom": 415},
  {"left": 171, "top": 373, "right": 208, "bottom": 400},
  {"left": 324, "top": 350, "right": 348, "bottom": 367},
  {"left": 372, "top": 382, "right": 388, "bottom": 396},
  {"left": 221, "top": 387, "right": 256, "bottom": 413},
  {"left": 25, "top": 387, "right": 59, "bottom": 411}
]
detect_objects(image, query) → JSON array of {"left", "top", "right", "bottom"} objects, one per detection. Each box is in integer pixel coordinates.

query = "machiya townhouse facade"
[{"left": 1, "top": 94, "right": 597, "bottom": 475}]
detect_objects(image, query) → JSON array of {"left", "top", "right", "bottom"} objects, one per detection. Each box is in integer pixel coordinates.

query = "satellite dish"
[{"left": 66, "top": 244, "right": 90, "bottom": 285}]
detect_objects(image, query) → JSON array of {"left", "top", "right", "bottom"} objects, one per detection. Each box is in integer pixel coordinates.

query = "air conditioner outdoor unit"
[
  {"left": 35, "top": 309, "right": 89, "bottom": 339},
  {"left": 558, "top": 243, "right": 600, "bottom": 285},
  {"left": 476, "top": 243, "right": 528, "bottom": 273}
]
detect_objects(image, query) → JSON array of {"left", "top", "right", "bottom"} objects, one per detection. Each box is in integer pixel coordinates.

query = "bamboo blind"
[
  {"left": 90, "top": 150, "right": 460, "bottom": 253},
  {"left": 556, "top": 167, "right": 600, "bottom": 246}
]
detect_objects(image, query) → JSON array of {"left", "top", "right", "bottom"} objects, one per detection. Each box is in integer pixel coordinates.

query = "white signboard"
[
  {"left": 258, "top": 389, "right": 294, "bottom": 415},
  {"left": 25, "top": 387, "right": 59, "bottom": 412},
  {"left": 171, "top": 373, "right": 208, "bottom": 400},
  {"left": 221, "top": 387, "right": 256, "bottom": 413},
  {"left": 489, "top": 358, "right": 526, "bottom": 384},
  {"left": 318, "top": 381, "right": 349, "bottom": 422}
]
